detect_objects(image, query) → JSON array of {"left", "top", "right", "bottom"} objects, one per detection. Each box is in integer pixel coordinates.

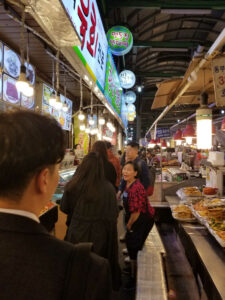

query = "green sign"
[
  {"left": 107, "top": 26, "right": 133, "bottom": 56},
  {"left": 104, "top": 48, "right": 122, "bottom": 116}
]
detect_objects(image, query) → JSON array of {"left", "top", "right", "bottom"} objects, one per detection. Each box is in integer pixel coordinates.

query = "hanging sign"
[
  {"left": 127, "top": 103, "right": 136, "bottom": 113},
  {"left": 65, "top": 0, "right": 108, "bottom": 92},
  {"left": 119, "top": 70, "right": 136, "bottom": 89},
  {"left": 156, "top": 127, "right": 171, "bottom": 138},
  {"left": 107, "top": 26, "right": 133, "bottom": 56},
  {"left": 124, "top": 90, "right": 136, "bottom": 104},
  {"left": 104, "top": 48, "right": 122, "bottom": 116},
  {"left": 212, "top": 56, "right": 225, "bottom": 107}
]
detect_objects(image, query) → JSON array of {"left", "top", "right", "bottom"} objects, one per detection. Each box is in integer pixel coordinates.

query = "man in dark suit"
[{"left": 0, "top": 110, "right": 112, "bottom": 300}]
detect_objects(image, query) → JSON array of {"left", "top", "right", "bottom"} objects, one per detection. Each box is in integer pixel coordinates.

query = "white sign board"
[
  {"left": 212, "top": 56, "right": 225, "bottom": 106},
  {"left": 119, "top": 70, "right": 136, "bottom": 89},
  {"left": 124, "top": 90, "right": 136, "bottom": 104},
  {"left": 60, "top": 0, "right": 108, "bottom": 91}
]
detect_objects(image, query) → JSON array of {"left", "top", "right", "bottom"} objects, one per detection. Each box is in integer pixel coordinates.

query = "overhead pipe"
[{"left": 145, "top": 27, "right": 225, "bottom": 137}]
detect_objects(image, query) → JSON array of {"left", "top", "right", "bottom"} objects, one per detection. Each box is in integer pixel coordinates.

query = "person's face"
[
  {"left": 77, "top": 144, "right": 81, "bottom": 150},
  {"left": 122, "top": 163, "right": 137, "bottom": 182},
  {"left": 126, "top": 146, "right": 138, "bottom": 161}
]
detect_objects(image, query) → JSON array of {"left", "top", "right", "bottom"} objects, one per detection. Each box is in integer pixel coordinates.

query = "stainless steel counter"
[{"left": 166, "top": 195, "right": 225, "bottom": 300}]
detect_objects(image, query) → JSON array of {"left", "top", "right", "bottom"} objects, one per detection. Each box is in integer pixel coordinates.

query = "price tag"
[{"left": 212, "top": 56, "right": 225, "bottom": 106}]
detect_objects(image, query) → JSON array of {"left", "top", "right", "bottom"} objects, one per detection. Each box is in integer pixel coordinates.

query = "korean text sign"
[
  {"left": 60, "top": 0, "right": 108, "bottom": 91},
  {"left": 104, "top": 48, "right": 122, "bottom": 116},
  {"left": 212, "top": 56, "right": 225, "bottom": 107}
]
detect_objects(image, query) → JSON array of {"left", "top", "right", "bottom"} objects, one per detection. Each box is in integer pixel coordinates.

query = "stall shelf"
[{"left": 166, "top": 195, "right": 225, "bottom": 300}]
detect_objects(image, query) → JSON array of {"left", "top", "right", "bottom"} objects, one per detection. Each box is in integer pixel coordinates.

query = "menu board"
[
  {"left": 60, "top": 0, "right": 108, "bottom": 91},
  {"left": 4, "top": 46, "right": 21, "bottom": 79},
  {"left": 42, "top": 84, "right": 73, "bottom": 131},
  {"left": 3, "top": 74, "right": 20, "bottom": 105},
  {"left": 104, "top": 48, "right": 122, "bottom": 116},
  {"left": 0, "top": 43, "right": 35, "bottom": 109}
]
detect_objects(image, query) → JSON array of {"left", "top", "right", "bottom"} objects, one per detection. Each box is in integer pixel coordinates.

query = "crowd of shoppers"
[{"left": 0, "top": 109, "right": 155, "bottom": 298}]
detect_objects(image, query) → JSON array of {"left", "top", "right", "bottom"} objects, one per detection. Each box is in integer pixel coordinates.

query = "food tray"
[
  {"left": 170, "top": 205, "right": 196, "bottom": 223},
  {"left": 190, "top": 206, "right": 208, "bottom": 225},
  {"left": 190, "top": 206, "right": 225, "bottom": 247},
  {"left": 205, "top": 222, "right": 225, "bottom": 248},
  {"left": 172, "top": 212, "right": 196, "bottom": 223}
]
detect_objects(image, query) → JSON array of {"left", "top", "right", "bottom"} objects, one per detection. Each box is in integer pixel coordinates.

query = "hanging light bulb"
[
  {"left": 111, "top": 126, "right": 116, "bottom": 133},
  {"left": 99, "top": 115, "right": 105, "bottom": 125},
  {"left": 85, "top": 127, "right": 90, "bottom": 134},
  {"left": 196, "top": 93, "right": 212, "bottom": 150},
  {"left": 89, "top": 116, "right": 95, "bottom": 126},
  {"left": 16, "top": 65, "right": 29, "bottom": 92},
  {"left": 62, "top": 101, "right": 68, "bottom": 112},
  {"left": 49, "top": 91, "right": 56, "bottom": 106},
  {"left": 80, "top": 123, "right": 85, "bottom": 131},
  {"left": 23, "top": 83, "right": 34, "bottom": 97},
  {"left": 107, "top": 120, "right": 113, "bottom": 129},
  {"left": 54, "top": 92, "right": 62, "bottom": 110},
  {"left": 78, "top": 110, "right": 85, "bottom": 121}
]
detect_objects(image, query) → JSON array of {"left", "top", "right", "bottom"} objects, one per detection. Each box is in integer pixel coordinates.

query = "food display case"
[{"left": 39, "top": 167, "right": 76, "bottom": 232}]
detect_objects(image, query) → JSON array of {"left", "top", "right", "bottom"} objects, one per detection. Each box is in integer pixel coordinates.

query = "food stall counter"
[{"left": 165, "top": 195, "right": 225, "bottom": 300}]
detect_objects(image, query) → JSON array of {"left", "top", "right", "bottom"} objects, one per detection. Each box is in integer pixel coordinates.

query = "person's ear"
[{"left": 35, "top": 168, "right": 50, "bottom": 194}]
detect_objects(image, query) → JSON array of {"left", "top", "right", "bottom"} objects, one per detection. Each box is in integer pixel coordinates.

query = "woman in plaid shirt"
[{"left": 122, "top": 161, "right": 155, "bottom": 285}]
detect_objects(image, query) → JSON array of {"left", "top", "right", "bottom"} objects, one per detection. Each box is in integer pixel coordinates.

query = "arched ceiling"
[{"left": 99, "top": 0, "right": 225, "bottom": 135}]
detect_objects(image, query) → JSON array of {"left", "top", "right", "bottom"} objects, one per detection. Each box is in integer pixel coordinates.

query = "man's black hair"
[
  {"left": 104, "top": 141, "right": 112, "bottom": 149},
  {"left": 0, "top": 110, "right": 65, "bottom": 199},
  {"left": 127, "top": 141, "right": 139, "bottom": 149}
]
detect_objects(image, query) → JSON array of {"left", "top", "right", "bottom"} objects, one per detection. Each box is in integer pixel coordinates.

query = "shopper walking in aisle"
[
  {"left": 0, "top": 110, "right": 112, "bottom": 300},
  {"left": 105, "top": 141, "right": 121, "bottom": 189},
  {"left": 92, "top": 140, "right": 117, "bottom": 189},
  {"left": 60, "top": 152, "right": 121, "bottom": 291},
  {"left": 122, "top": 161, "right": 155, "bottom": 288}
]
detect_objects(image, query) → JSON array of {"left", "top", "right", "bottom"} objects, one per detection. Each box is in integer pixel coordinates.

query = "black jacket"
[
  {"left": 0, "top": 213, "right": 112, "bottom": 300},
  {"left": 61, "top": 180, "right": 121, "bottom": 290}
]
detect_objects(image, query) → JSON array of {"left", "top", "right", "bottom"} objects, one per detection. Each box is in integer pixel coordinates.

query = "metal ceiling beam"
[
  {"left": 135, "top": 71, "right": 184, "bottom": 78},
  {"left": 133, "top": 40, "right": 209, "bottom": 48},
  {"left": 109, "top": 1, "right": 225, "bottom": 9}
]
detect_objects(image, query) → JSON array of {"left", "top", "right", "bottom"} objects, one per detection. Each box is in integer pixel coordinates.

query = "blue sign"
[{"left": 156, "top": 128, "right": 171, "bottom": 138}]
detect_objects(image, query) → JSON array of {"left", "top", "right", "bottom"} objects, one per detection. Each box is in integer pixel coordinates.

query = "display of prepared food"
[
  {"left": 191, "top": 200, "right": 225, "bottom": 247},
  {"left": 171, "top": 204, "right": 196, "bottom": 222},
  {"left": 176, "top": 186, "right": 202, "bottom": 201}
]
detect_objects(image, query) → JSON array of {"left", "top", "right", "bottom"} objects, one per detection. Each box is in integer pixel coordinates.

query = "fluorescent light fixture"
[
  {"left": 196, "top": 108, "right": 212, "bottom": 149},
  {"left": 161, "top": 9, "right": 212, "bottom": 15}
]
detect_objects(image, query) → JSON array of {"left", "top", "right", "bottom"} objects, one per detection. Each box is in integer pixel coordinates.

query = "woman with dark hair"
[
  {"left": 91, "top": 140, "right": 117, "bottom": 188},
  {"left": 60, "top": 152, "right": 121, "bottom": 290},
  {"left": 122, "top": 161, "right": 155, "bottom": 286}
]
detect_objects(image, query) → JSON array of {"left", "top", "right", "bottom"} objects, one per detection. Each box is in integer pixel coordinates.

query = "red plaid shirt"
[{"left": 125, "top": 179, "right": 155, "bottom": 217}]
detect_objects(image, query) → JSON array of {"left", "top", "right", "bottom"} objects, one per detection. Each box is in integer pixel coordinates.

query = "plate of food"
[
  {"left": 4, "top": 47, "right": 21, "bottom": 78},
  {"left": 171, "top": 204, "right": 196, "bottom": 222},
  {"left": 202, "top": 187, "right": 218, "bottom": 198},
  {"left": 3, "top": 74, "right": 20, "bottom": 104}
]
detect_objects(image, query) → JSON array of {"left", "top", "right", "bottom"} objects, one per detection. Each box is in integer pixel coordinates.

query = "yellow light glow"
[
  {"left": 197, "top": 119, "right": 212, "bottom": 149},
  {"left": 186, "top": 137, "right": 192, "bottom": 145}
]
